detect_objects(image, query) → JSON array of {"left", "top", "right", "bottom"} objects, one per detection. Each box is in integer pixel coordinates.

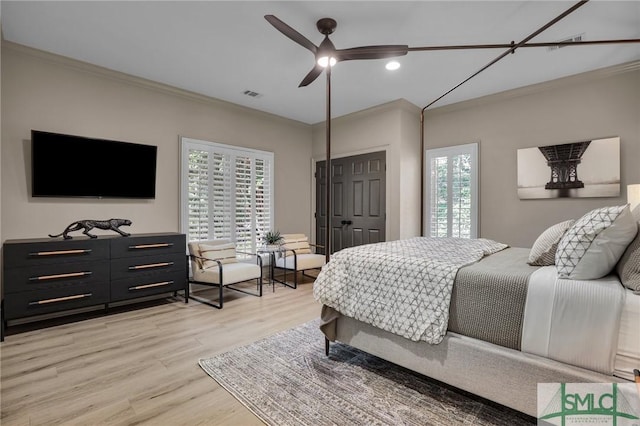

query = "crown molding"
[
  {"left": 424, "top": 60, "right": 640, "bottom": 117},
  {"left": 311, "top": 98, "right": 421, "bottom": 129},
  {"left": 2, "top": 40, "right": 310, "bottom": 128}
]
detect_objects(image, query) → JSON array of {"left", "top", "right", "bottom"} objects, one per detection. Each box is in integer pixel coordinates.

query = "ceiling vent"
[
  {"left": 548, "top": 34, "right": 584, "bottom": 51},
  {"left": 243, "top": 90, "right": 263, "bottom": 99}
]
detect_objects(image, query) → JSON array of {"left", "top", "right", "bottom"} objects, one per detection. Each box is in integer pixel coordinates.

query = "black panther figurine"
[{"left": 49, "top": 219, "right": 132, "bottom": 239}]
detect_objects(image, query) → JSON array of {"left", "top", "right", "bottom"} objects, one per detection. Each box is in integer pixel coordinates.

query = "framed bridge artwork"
[{"left": 517, "top": 137, "right": 620, "bottom": 199}]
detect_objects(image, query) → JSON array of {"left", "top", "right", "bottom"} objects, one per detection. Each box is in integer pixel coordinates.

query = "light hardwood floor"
[{"left": 1, "top": 276, "right": 321, "bottom": 425}]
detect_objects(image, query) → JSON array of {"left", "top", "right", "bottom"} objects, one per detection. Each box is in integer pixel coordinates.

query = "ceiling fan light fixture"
[
  {"left": 386, "top": 61, "right": 401, "bottom": 71},
  {"left": 317, "top": 56, "right": 337, "bottom": 68}
]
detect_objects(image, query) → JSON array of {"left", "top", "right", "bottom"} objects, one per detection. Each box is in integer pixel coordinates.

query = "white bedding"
[
  {"left": 522, "top": 266, "right": 629, "bottom": 375},
  {"left": 615, "top": 287, "right": 640, "bottom": 380}
]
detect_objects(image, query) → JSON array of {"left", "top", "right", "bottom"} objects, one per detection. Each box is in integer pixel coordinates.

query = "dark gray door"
[{"left": 316, "top": 151, "right": 386, "bottom": 254}]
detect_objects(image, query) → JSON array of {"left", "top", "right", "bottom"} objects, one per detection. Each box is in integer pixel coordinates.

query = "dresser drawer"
[
  {"left": 4, "top": 261, "right": 109, "bottom": 294},
  {"left": 110, "top": 253, "right": 186, "bottom": 280},
  {"left": 2, "top": 233, "right": 187, "bottom": 340},
  {"left": 110, "top": 234, "right": 185, "bottom": 259},
  {"left": 4, "top": 282, "right": 109, "bottom": 320},
  {"left": 110, "top": 270, "right": 186, "bottom": 302},
  {"left": 3, "top": 239, "right": 109, "bottom": 267}
]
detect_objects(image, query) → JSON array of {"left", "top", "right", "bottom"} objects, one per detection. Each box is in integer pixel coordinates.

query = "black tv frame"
[{"left": 31, "top": 130, "right": 158, "bottom": 199}]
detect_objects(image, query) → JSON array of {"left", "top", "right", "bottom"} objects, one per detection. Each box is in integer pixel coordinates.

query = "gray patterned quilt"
[{"left": 313, "top": 237, "right": 508, "bottom": 344}]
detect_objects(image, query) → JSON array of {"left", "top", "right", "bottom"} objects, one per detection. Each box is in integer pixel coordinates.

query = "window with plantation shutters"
[
  {"left": 181, "top": 138, "right": 274, "bottom": 253},
  {"left": 425, "top": 143, "right": 478, "bottom": 239}
]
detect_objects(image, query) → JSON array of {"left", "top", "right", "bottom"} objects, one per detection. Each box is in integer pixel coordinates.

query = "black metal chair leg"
[
  {"left": 325, "top": 337, "right": 330, "bottom": 356},
  {"left": 189, "top": 294, "right": 222, "bottom": 309}
]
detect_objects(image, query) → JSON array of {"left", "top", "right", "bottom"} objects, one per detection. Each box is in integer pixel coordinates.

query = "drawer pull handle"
[
  {"left": 128, "top": 281, "right": 173, "bottom": 291},
  {"left": 128, "top": 262, "right": 174, "bottom": 271},
  {"left": 128, "top": 243, "right": 174, "bottom": 250},
  {"left": 29, "top": 293, "right": 92, "bottom": 305},
  {"left": 29, "top": 249, "right": 92, "bottom": 257},
  {"left": 29, "top": 271, "right": 92, "bottom": 281}
]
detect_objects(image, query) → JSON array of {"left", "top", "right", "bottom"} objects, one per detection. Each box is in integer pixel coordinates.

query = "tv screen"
[{"left": 31, "top": 130, "right": 157, "bottom": 199}]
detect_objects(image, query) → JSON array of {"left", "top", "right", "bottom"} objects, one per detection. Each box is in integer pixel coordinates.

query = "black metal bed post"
[
  {"left": 325, "top": 65, "right": 332, "bottom": 264},
  {"left": 321, "top": 66, "right": 333, "bottom": 357},
  {"left": 420, "top": 110, "right": 425, "bottom": 236}
]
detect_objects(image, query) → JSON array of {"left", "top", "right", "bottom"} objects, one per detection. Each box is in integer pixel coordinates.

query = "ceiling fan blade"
[
  {"left": 337, "top": 45, "right": 409, "bottom": 61},
  {"left": 299, "top": 65, "right": 324, "bottom": 87},
  {"left": 265, "top": 15, "right": 317, "bottom": 54}
]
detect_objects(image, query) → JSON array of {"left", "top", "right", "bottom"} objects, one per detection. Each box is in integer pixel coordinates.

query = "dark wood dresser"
[{"left": 1, "top": 233, "right": 187, "bottom": 341}]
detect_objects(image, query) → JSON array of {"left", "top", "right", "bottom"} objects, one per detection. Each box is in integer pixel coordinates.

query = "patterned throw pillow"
[
  {"left": 199, "top": 243, "right": 238, "bottom": 269},
  {"left": 528, "top": 219, "right": 575, "bottom": 266},
  {"left": 616, "top": 206, "right": 640, "bottom": 293},
  {"left": 556, "top": 205, "right": 638, "bottom": 279}
]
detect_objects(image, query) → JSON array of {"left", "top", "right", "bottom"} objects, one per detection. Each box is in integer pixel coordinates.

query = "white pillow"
[
  {"left": 556, "top": 205, "right": 638, "bottom": 279},
  {"left": 528, "top": 219, "right": 575, "bottom": 266}
]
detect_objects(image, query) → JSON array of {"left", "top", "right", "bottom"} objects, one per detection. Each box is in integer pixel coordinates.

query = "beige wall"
[
  {"left": 424, "top": 62, "right": 640, "bottom": 248},
  {"left": 4, "top": 41, "right": 637, "bottom": 251},
  {"left": 311, "top": 99, "right": 422, "bottom": 242},
  {"left": 1, "top": 42, "right": 312, "bottom": 241},
  {"left": 398, "top": 106, "right": 421, "bottom": 238}
]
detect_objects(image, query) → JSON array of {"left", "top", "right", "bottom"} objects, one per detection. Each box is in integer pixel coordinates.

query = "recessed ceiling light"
[{"left": 385, "top": 61, "right": 400, "bottom": 71}]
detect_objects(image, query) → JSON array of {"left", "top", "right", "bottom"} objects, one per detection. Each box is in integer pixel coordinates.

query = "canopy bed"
[{"left": 265, "top": 0, "right": 640, "bottom": 418}]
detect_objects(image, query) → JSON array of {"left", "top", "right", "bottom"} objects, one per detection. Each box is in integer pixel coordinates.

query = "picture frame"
[{"left": 517, "top": 137, "right": 620, "bottom": 199}]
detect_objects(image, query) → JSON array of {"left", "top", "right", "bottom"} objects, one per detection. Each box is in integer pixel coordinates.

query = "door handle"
[{"left": 341, "top": 220, "right": 353, "bottom": 225}]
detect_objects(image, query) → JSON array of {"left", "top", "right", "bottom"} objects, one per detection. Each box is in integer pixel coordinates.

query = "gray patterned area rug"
[{"left": 199, "top": 320, "right": 535, "bottom": 425}]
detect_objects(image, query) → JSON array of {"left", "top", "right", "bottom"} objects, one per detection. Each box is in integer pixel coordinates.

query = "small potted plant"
[{"left": 262, "top": 230, "right": 284, "bottom": 251}]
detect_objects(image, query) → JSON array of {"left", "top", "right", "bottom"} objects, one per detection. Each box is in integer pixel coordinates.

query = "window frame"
[
  {"left": 180, "top": 137, "right": 275, "bottom": 253},
  {"left": 424, "top": 142, "right": 478, "bottom": 239}
]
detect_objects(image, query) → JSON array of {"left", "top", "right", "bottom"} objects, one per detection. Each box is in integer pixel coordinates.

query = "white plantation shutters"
[
  {"left": 187, "top": 149, "right": 210, "bottom": 241},
  {"left": 254, "top": 158, "right": 271, "bottom": 249},
  {"left": 425, "top": 143, "right": 478, "bottom": 239},
  {"left": 235, "top": 156, "right": 252, "bottom": 251},
  {"left": 211, "top": 152, "right": 232, "bottom": 240},
  {"left": 181, "top": 138, "right": 274, "bottom": 253}
]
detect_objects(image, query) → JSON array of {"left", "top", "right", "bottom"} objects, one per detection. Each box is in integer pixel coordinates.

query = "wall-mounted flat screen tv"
[{"left": 31, "top": 130, "right": 157, "bottom": 199}]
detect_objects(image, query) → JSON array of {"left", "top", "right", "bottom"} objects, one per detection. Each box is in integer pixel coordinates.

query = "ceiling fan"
[{"left": 265, "top": 15, "right": 408, "bottom": 87}]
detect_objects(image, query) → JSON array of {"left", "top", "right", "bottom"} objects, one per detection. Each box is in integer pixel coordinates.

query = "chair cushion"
[
  {"left": 281, "top": 234, "right": 312, "bottom": 254},
  {"left": 193, "top": 262, "right": 261, "bottom": 285},
  {"left": 275, "top": 253, "right": 325, "bottom": 271},
  {"left": 199, "top": 243, "right": 238, "bottom": 269}
]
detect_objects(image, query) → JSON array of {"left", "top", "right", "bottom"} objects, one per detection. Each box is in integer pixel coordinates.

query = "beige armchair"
[
  {"left": 273, "top": 234, "right": 325, "bottom": 288},
  {"left": 187, "top": 239, "right": 262, "bottom": 309}
]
